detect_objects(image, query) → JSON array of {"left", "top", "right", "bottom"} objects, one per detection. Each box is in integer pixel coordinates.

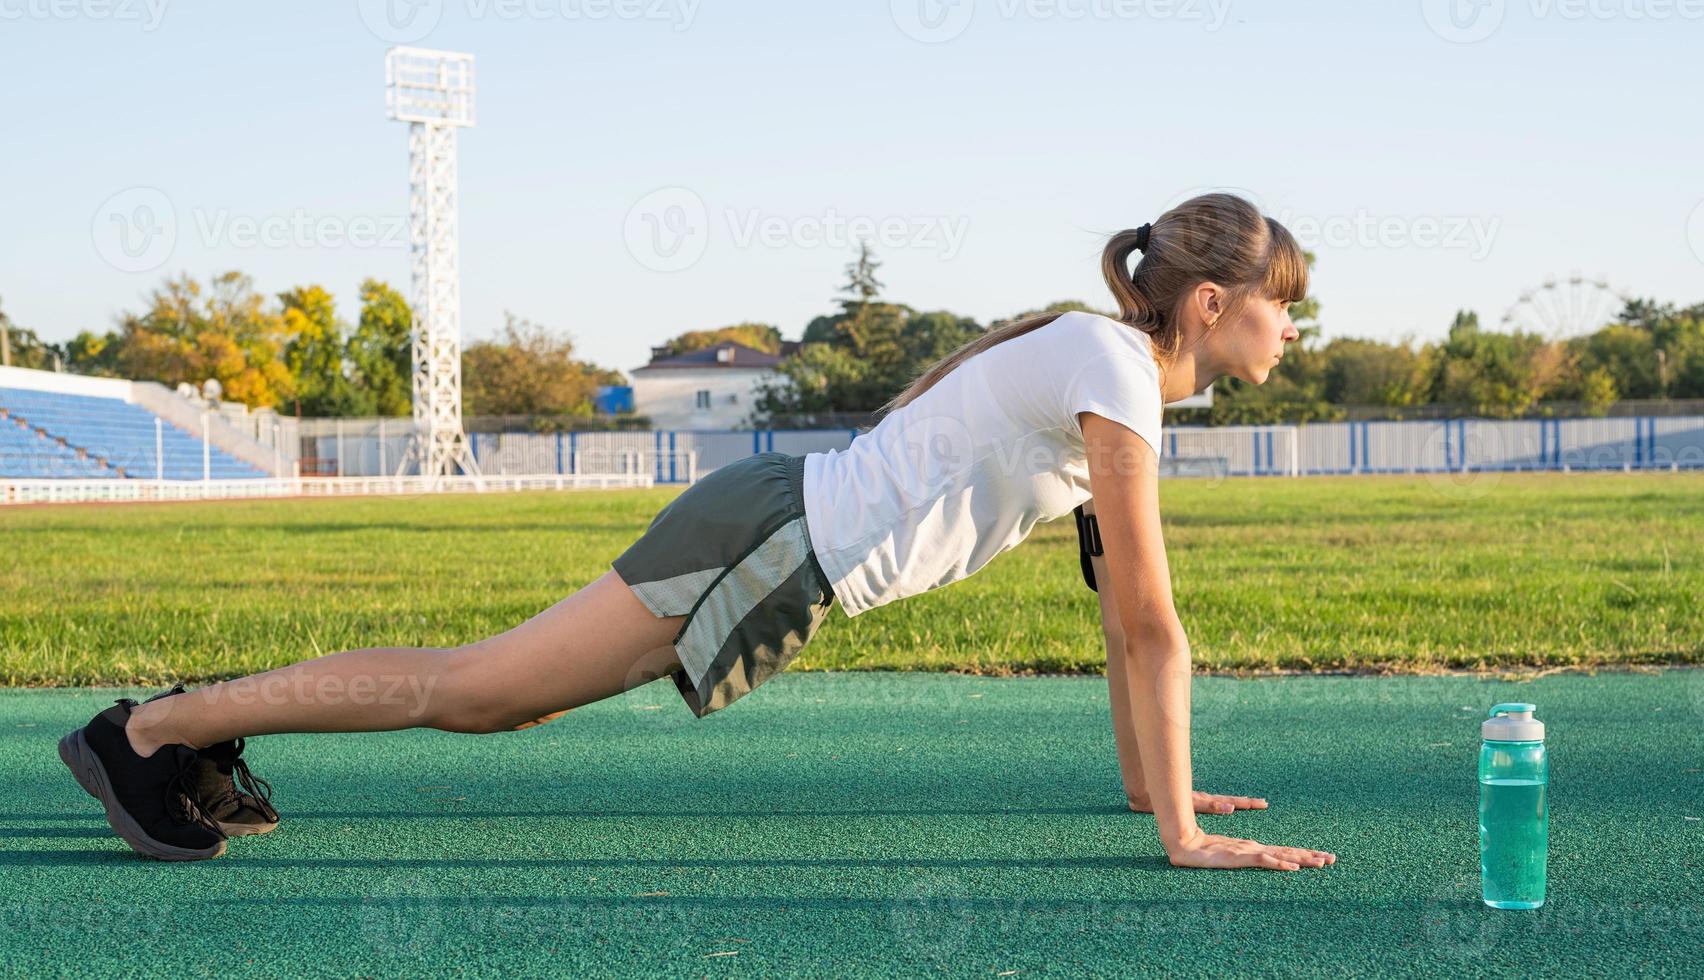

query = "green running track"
[{"left": 3, "top": 671, "right": 1700, "bottom": 977}]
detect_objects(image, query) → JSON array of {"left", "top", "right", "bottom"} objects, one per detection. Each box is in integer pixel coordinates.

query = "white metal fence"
[
  {"left": 0, "top": 474, "right": 655, "bottom": 506},
  {"left": 1286, "top": 416, "right": 1704, "bottom": 475},
  {"left": 292, "top": 416, "right": 1704, "bottom": 484},
  {"left": 9, "top": 415, "right": 1702, "bottom": 506},
  {"left": 1163, "top": 425, "right": 1300, "bottom": 477}
]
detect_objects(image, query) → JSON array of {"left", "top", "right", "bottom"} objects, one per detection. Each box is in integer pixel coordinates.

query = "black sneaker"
[
  {"left": 57, "top": 698, "right": 228, "bottom": 861},
  {"left": 195, "top": 738, "right": 279, "bottom": 836},
  {"left": 141, "top": 685, "right": 280, "bottom": 837}
]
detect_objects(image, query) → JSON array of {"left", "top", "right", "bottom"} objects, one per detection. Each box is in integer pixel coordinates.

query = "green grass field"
[{"left": 2, "top": 472, "right": 1699, "bottom": 685}]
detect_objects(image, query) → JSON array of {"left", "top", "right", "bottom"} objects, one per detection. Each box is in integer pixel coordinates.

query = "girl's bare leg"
[{"left": 123, "top": 570, "right": 686, "bottom": 757}]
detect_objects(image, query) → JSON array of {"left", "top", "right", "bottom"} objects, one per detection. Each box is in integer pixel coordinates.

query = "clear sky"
[{"left": 3, "top": 0, "right": 1701, "bottom": 376}]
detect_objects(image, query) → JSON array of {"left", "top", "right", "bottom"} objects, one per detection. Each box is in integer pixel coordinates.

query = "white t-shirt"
[{"left": 802, "top": 310, "right": 1164, "bottom": 618}]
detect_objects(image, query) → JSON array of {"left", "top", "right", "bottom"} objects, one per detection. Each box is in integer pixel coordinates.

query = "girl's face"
[{"left": 1210, "top": 293, "right": 1300, "bottom": 384}]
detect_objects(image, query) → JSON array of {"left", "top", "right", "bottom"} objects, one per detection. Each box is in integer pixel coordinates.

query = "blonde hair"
[{"left": 876, "top": 193, "right": 1309, "bottom": 418}]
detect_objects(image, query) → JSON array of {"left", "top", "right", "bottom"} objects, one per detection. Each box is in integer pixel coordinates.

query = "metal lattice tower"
[{"left": 386, "top": 47, "right": 481, "bottom": 484}]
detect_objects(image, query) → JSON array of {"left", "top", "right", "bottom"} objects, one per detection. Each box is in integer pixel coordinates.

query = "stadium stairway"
[{"left": 0, "top": 387, "right": 270, "bottom": 480}]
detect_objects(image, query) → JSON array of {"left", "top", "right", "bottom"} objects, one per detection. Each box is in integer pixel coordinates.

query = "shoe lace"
[
  {"left": 228, "top": 738, "right": 279, "bottom": 822},
  {"left": 164, "top": 753, "right": 227, "bottom": 838}
]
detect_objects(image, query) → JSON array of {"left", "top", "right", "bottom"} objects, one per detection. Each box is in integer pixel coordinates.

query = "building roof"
[{"left": 634, "top": 340, "right": 797, "bottom": 372}]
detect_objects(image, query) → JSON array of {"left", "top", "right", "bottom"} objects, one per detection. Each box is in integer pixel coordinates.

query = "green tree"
[
  {"left": 900, "top": 310, "right": 983, "bottom": 372},
  {"left": 836, "top": 242, "right": 904, "bottom": 369},
  {"left": 346, "top": 279, "right": 414, "bottom": 416},
  {"left": 462, "top": 313, "right": 613, "bottom": 417},
  {"left": 1320, "top": 337, "right": 1431, "bottom": 407},
  {"left": 1579, "top": 367, "right": 1618, "bottom": 415},
  {"left": 66, "top": 329, "right": 124, "bottom": 377},
  {"left": 0, "top": 297, "right": 67, "bottom": 371},
  {"left": 279, "top": 284, "right": 361, "bottom": 417},
  {"left": 1573, "top": 323, "right": 1660, "bottom": 399},
  {"left": 1601, "top": 298, "right": 1704, "bottom": 398},
  {"left": 1428, "top": 310, "right": 1566, "bottom": 417},
  {"left": 662, "top": 322, "right": 783, "bottom": 356},
  {"left": 751, "top": 341, "right": 870, "bottom": 421}
]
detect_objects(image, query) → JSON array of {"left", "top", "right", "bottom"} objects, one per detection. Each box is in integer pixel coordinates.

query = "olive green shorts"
[{"left": 611, "top": 452, "right": 836, "bottom": 718}]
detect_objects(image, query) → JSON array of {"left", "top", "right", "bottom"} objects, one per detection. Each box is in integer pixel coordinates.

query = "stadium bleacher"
[{"left": 0, "top": 387, "right": 269, "bottom": 480}]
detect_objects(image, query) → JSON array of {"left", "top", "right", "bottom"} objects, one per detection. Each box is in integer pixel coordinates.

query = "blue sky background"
[{"left": 3, "top": 0, "right": 1701, "bottom": 375}]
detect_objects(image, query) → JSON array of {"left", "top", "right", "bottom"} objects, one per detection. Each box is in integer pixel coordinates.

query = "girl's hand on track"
[
  {"left": 1165, "top": 828, "right": 1336, "bottom": 871},
  {"left": 1128, "top": 791, "right": 1269, "bottom": 815}
]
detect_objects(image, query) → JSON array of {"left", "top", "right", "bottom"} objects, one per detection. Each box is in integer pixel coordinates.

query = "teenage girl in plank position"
[{"left": 61, "top": 192, "right": 1335, "bottom": 872}]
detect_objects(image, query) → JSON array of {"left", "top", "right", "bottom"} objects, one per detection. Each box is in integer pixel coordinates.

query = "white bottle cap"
[{"left": 1482, "top": 702, "right": 1544, "bottom": 741}]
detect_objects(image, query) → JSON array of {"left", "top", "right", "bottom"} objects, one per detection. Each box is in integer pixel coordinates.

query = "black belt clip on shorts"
[{"left": 1073, "top": 504, "right": 1103, "bottom": 592}]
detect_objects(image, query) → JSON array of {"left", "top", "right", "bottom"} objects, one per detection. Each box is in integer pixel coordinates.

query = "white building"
[{"left": 630, "top": 340, "right": 800, "bottom": 430}]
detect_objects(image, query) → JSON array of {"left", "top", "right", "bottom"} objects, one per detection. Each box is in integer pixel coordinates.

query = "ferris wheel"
[{"left": 1500, "top": 273, "right": 1631, "bottom": 342}]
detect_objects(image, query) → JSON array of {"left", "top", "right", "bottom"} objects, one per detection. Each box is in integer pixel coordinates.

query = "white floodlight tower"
[{"left": 386, "top": 47, "right": 481, "bottom": 484}]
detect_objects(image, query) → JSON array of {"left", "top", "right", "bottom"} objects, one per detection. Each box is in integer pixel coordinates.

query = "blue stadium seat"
[{"left": 0, "top": 387, "right": 270, "bottom": 480}]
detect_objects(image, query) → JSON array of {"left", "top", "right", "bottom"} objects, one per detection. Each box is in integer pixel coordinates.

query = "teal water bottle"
[{"left": 1479, "top": 702, "right": 1548, "bottom": 909}]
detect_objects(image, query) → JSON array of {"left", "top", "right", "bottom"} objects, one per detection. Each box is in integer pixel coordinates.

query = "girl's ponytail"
[{"left": 1099, "top": 225, "right": 1160, "bottom": 339}]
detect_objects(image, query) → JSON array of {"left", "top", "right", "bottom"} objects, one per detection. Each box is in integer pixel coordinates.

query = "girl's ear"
[{"left": 1195, "top": 281, "right": 1224, "bottom": 321}]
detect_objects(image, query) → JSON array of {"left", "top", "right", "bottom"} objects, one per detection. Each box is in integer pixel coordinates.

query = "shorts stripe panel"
[
  {"left": 627, "top": 565, "right": 727, "bottom": 618},
  {"left": 679, "top": 557, "right": 830, "bottom": 718},
  {"left": 675, "top": 515, "right": 810, "bottom": 685}
]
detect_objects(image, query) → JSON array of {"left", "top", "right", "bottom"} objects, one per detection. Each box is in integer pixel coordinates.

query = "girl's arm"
[
  {"left": 1081, "top": 411, "right": 1335, "bottom": 872},
  {"left": 1085, "top": 495, "right": 1266, "bottom": 816}
]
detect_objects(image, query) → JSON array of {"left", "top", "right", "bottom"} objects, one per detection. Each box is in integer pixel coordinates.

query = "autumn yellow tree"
[
  {"left": 462, "top": 313, "right": 623, "bottom": 417},
  {"left": 114, "top": 272, "right": 295, "bottom": 408}
]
